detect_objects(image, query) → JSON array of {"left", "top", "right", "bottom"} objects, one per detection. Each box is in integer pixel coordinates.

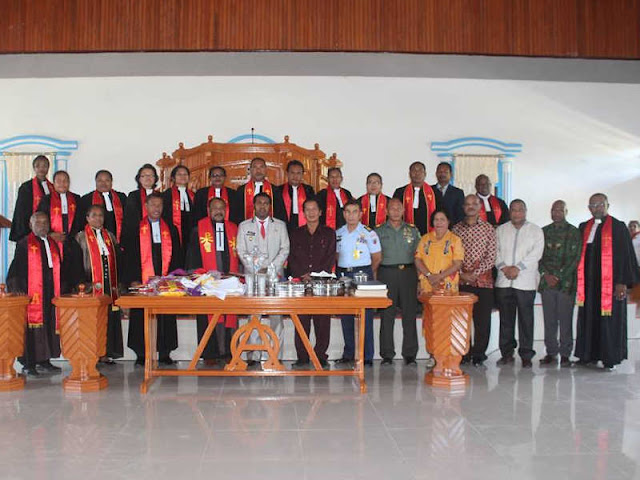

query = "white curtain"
[{"left": 453, "top": 155, "right": 500, "bottom": 195}]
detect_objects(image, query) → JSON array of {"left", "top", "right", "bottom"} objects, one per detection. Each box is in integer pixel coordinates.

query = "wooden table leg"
[
  {"left": 141, "top": 309, "right": 158, "bottom": 394},
  {"left": 357, "top": 308, "right": 367, "bottom": 393},
  {"left": 290, "top": 313, "right": 322, "bottom": 371},
  {"left": 188, "top": 313, "right": 220, "bottom": 370}
]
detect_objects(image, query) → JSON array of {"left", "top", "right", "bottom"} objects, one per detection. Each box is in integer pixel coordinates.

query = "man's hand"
[
  {"left": 615, "top": 284, "right": 627, "bottom": 301},
  {"left": 49, "top": 232, "right": 66, "bottom": 243},
  {"left": 543, "top": 273, "right": 559, "bottom": 288},
  {"left": 301, "top": 273, "right": 312, "bottom": 282},
  {"left": 428, "top": 273, "right": 443, "bottom": 288},
  {"left": 502, "top": 266, "right": 520, "bottom": 280},
  {"left": 460, "top": 272, "right": 477, "bottom": 285}
]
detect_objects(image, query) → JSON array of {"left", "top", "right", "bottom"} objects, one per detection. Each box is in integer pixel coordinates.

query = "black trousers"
[
  {"left": 495, "top": 287, "right": 536, "bottom": 360},
  {"left": 128, "top": 309, "right": 178, "bottom": 359},
  {"left": 294, "top": 315, "right": 330, "bottom": 362},
  {"left": 460, "top": 285, "right": 493, "bottom": 362},
  {"left": 196, "top": 315, "right": 235, "bottom": 360},
  {"left": 378, "top": 265, "right": 418, "bottom": 359}
]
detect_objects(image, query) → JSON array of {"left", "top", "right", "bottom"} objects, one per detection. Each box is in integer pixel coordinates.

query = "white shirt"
[
  {"left": 60, "top": 192, "right": 68, "bottom": 214},
  {"left": 254, "top": 181, "right": 263, "bottom": 194},
  {"left": 41, "top": 181, "right": 50, "bottom": 195},
  {"left": 633, "top": 235, "right": 640, "bottom": 265},
  {"left": 334, "top": 188, "right": 344, "bottom": 208},
  {"left": 369, "top": 194, "right": 377, "bottom": 212},
  {"left": 587, "top": 218, "right": 602, "bottom": 244},
  {"left": 477, "top": 193, "right": 491, "bottom": 211},
  {"left": 102, "top": 191, "right": 113, "bottom": 212},
  {"left": 292, "top": 185, "right": 299, "bottom": 214},
  {"left": 178, "top": 186, "right": 191, "bottom": 212},
  {"left": 215, "top": 223, "right": 226, "bottom": 251},
  {"left": 413, "top": 187, "right": 420, "bottom": 209},
  {"left": 145, "top": 188, "right": 154, "bottom": 195},
  {"left": 256, "top": 217, "right": 270, "bottom": 236},
  {"left": 437, "top": 183, "right": 449, "bottom": 196},
  {"left": 150, "top": 220, "right": 162, "bottom": 243},
  {"left": 495, "top": 221, "right": 545, "bottom": 290},
  {"left": 39, "top": 236, "right": 53, "bottom": 268},
  {"left": 214, "top": 187, "right": 221, "bottom": 197},
  {"left": 94, "top": 228, "right": 110, "bottom": 256}
]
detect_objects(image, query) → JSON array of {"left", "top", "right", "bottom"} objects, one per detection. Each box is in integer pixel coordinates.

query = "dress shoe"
[
  {"left": 135, "top": 357, "right": 145, "bottom": 367},
  {"left": 522, "top": 359, "right": 533, "bottom": 369},
  {"left": 334, "top": 357, "right": 353, "bottom": 364},
  {"left": 460, "top": 355, "right": 471, "bottom": 365},
  {"left": 22, "top": 366, "right": 40, "bottom": 377},
  {"left": 37, "top": 361, "right": 61, "bottom": 372},
  {"left": 539, "top": 355, "right": 558, "bottom": 366},
  {"left": 158, "top": 356, "right": 175, "bottom": 365},
  {"left": 560, "top": 356, "right": 571, "bottom": 367},
  {"left": 364, "top": 360, "right": 373, "bottom": 367},
  {"left": 292, "top": 360, "right": 309, "bottom": 367},
  {"left": 99, "top": 357, "right": 116, "bottom": 365},
  {"left": 472, "top": 358, "right": 485, "bottom": 367},
  {"left": 404, "top": 357, "right": 417, "bottom": 366},
  {"left": 425, "top": 357, "right": 436, "bottom": 368},
  {"left": 381, "top": 358, "right": 394, "bottom": 365},
  {"left": 496, "top": 356, "right": 515, "bottom": 366},
  {"left": 246, "top": 360, "right": 259, "bottom": 367}
]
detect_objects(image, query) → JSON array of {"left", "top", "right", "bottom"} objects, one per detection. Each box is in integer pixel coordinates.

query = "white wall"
[{"left": 2, "top": 75, "right": 640, "bottom": 227}]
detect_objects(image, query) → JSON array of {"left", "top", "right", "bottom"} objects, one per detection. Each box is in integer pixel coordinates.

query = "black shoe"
[
  {"left": 22, "top": 366, "right": 40, "bottom": 377},
  {"left": 364, "top": 360, "right": 373, "bottom": 367},
  {"left": 37, "top": 361, "right": 61, "bottom": 372},
  {"left": 158, "top": 356, "right": 175, "bottom": 365},
  {"left": 334, "top": 357, "right": 353, "bottom": 364},
  {"left": 460, "top": 355, "right": 471, "bottom": 365},
  {"left": 522, "top": 359, "right": 533, "bottom": 369},
  {"left": 560, "top": 356, "right": 571, "bottom": 367},
  {"left": 135, "top": 357, "right": 145, "bottom": 367},
  {"left": 246, "top": 360, "right": 259, "bottom": 367},
  {"left": 472, "top": 358, "right": 485, "bottom": 367},
  {"left": 539, "top": 355, "right": 558, "bottom": 366},
  {"left": 292, "top": 360, "right": 309, "bottom": 367},
  {"left": 381, "top": 358, "right": 394, "bottom": 365},
  {"left": 99, "top": 358, "right": 117, "bottom": 365},
  {"left": 496, "top": 356, "right": 515, "bottom": 366},
  {"left": 404, "top": 357, "right": 417, "bottom": 366},
  {"left": 319, "top": 359, "right": 329, "bottom": 368}
]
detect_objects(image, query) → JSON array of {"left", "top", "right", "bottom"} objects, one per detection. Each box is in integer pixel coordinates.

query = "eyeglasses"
[
  {"left": 211, "top": 174, "right": 225, "bottom": 178},
  {"left": 588, "top": 202, "right": 606, "bottom": 208}
]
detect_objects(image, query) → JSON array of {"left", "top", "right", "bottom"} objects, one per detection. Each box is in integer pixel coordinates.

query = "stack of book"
[{"left": 354, "top": 280, "right": 388, "bottom": 297}]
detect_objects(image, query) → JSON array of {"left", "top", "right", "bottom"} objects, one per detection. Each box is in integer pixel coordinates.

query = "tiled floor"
[{"left": 2, "top": 340, "right": 640, "bottom": 480}]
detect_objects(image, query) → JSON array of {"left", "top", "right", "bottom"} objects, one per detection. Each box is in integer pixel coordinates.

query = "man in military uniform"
[
  {"left": 335, "top": 200, "right": 382, "bottom": 366},
  {"left": 376, "top": 198, "right": 421, "bottom": 365}
]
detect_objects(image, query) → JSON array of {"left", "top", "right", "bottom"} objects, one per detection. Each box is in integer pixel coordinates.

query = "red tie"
[{"left": 260, "top": 220, "right": 266, "bottom": 239}]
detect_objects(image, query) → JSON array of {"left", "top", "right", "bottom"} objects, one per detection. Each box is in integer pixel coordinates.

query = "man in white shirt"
[
  {"left": 274, "top": 159, "right": 315, "bottom": 231},
  {"left": 494, "top": 199, "right": 544, "bottom": 368}
]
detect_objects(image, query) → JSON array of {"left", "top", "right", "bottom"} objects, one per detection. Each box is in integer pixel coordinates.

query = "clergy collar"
[
  {"left": 145, "top": 188, "right": 154, "bottom": 195},
  {"left": 254, "top": 216, "right": 270, "bottom": 224},
  {"left": 477, "top": 192, "right": 490, "bottom": 199},
  {"left": 149, "top": 218, "right": 161, "bottom": 224}
]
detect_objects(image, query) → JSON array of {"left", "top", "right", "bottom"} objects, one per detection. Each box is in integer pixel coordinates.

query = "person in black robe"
[
  {"left": 273, "top": 159, "right": 316, "bottom": 231},
  {"left": 124, "top": 164, "right": 159, "bottom": 236},
  {"left": 162, "top": 165, "right": 195, "bottom": 266},
  {"left": 75, "top": 204, "right": 124, "bottom": 362},
  {"left": 475, "top": 174, "right": 510, "bottom": 227},
  {"left": 78, "top": 170, "right": 128, "bottom": 246},
  {"left": 235, "top": 157, "right": 276, "bottom": 224},
  {"left": 185, "top": 197, "right": 238, "bottom": 364},
  {"left": 392, "top": 161, "right": 443, "bottom": 235},
  {"left": 575, "top": 193, "right": 639, "bottom": 369},
  {"left": 193, "top": 165, "right": 239, "bottom": 223},
  {"left": 9, "top": 155, "right": 52, "bottom": 242},
  {"left": 122, "top": 193, "right": 182, "bottom": 365},
  {"left": 7, "top": 212, "right": 79, "bottom": 376},
  {"left": 357, "top": 172, "right": 390, "bottom": 228},
  {"left": 317, "top": 167, "right": 353, "bottom": 230}
]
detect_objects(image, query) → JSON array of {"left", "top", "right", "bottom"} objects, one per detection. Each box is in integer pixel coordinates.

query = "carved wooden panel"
[{"left": 0, "top": 289, "right": 28, "bottom": 391}]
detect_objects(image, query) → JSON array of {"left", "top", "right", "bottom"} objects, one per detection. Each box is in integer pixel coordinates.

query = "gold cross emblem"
[{"left": 200, "top": 232, "right": 213, "bottom": 253}]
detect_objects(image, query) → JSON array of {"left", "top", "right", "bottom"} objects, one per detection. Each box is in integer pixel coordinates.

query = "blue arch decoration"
[
  {"left": 0, "top": 135, "right": 79, "bottom": 280},
  {"left": 227, "top": 133, "right": 276, "bottom": 144}
]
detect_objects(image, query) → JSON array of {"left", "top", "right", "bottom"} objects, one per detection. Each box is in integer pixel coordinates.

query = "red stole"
[
  {"left": 207, "top": 186, "right": 231, "bottom": 221},
  {"left": 139, "top": 217, "right": 172, "bottom": 284},
  {"left": 478, "top": 195, "right": 503, "bottom": 224},
  {"left": 92, "top": 190, "right": 124, "bottom": 243},
  {"left": 282, "top": 183, "right": 307, "bottom": 226},
  {"left": 50, "top": 191, "right": 76, "bottom": 234},
  {"left": 197, "top": 217, "right": 238, "bottom": 327},
  {"left": 325, "top": 188, "right": 349, "bottom": 229},
  {"left": 361, "top": 194, "right": 388, "bottom": 228},
  {"left": 32, "top": 177, "right": 54, "bottom": 213},
  {"left": 577, "top": 216, "right": 614, "bottom": 316},
  {"left": 243, "top": 180, "right": 273, "bottom": 219},
  {"left": 138, "top": 189, "right": 157, "bottom": 218},
  {"left": 403, "top": 183, "right": 437, "bottom": 232},
  {"left": 84, "top": 225, "right": 119, "bottom": 303},
  {"left": 171, "top": 186, "right": 195, "bottom": 244},
  {"left": 27, "top": 233, "right": 61, "bottom": 330}
]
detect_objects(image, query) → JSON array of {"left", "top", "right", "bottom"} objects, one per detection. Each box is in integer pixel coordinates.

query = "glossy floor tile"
[{"left": 1, "top": 339, "right": 639, "bottom": 480}]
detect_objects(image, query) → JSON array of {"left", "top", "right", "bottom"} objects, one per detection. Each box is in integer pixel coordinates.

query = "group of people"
[{"left": 6, "top": 154, "right": 638, "bottom": 376}]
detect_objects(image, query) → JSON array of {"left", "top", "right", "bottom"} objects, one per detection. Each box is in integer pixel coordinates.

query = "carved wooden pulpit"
[
  {"left": 53, "top": 286, "right": 111, "bottom": 393},
  {"left": 420, "top": 292, "right": 478, "bottom": 390},
  {"left": 0, "top": 284, "right": 28, "bottom": 391},
  {"left": 156, "top": 134, "right": 341, "bottom": 191}
]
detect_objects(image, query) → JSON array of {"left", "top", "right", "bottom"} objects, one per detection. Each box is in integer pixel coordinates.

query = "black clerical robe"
[
  {"left": 6, "top": 236, "right": 77, "bottom": 366},
  {"left": 162, "top": 187, "right": 195, "bottom": 267},
  {"left": 122, "top": 219, "right": 181, "bottom": 359},
  {"left": 317, "top": 187, "right": 354, "bottom": 230},
  {"left": 392, "top": 186, "right": 443, "bottom": 235},
  {"left": 273, "top": 183, "right": 315, "bottom": 230},
  {"left": 193, "top": 186, "right": 239, "bottom": 224},
  {"left": 78, "top": 190, "right": 128, "bottom": 245},
  {"left": 9, "top": 178, "right": 50, "bottom": 242},
  {"left": 575, "top": 215, "right": 639, "bottom": 366}
]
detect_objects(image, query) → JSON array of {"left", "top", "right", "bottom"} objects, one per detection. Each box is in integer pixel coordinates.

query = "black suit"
[
  {"left": 432, "top": 183, "right": 465, "bottom": 225},
  {"left": 273, "top": 183, "right": 315, "bottom": 230},
  {"left": 317, "top": 187, "right": 354, "bottom": 230},
  {"left": 392, "top": 185, "right": 443, "bottom": 235}
]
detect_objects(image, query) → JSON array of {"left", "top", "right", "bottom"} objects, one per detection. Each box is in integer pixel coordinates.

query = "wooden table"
[
  {"left": 0, "top": 285, "right": 29, "bottom": 392},
  {"left": 116, "top": 295, "right": 391, "bottom": 394}
]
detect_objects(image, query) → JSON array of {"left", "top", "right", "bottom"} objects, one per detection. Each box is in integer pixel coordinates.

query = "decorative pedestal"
[
  {"left": 419, "top": 292, "right": 478, "bottom": 390},
  {"left": 0, "top": 285, "right": 29, "bottom": 392},
  {"left": 53, "top": 287, "right": 111, "bottom": 393}
]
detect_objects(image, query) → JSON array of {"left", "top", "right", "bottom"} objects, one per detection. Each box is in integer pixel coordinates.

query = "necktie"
[{"left": 260, "top": 220, "right": 266, "bottom": 239}]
